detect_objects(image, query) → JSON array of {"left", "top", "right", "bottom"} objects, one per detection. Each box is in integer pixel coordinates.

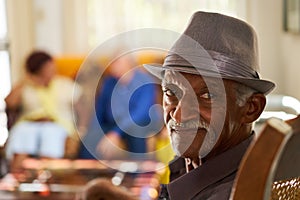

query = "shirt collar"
[{"left": 167, "top": 135, "right": 253, "bottom": 200}]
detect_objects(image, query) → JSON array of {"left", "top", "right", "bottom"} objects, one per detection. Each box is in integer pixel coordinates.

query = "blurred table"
[{"left": 0, "top": 159, "right": 166, "bottom": 200}]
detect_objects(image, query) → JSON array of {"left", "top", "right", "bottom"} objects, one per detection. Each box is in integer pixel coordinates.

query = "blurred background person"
[
  {"left": 5, "top": 50, "right": 82, "bottom": 172},
  {"left": 79, "top": 53, "right": 162, "bottom": 160}
]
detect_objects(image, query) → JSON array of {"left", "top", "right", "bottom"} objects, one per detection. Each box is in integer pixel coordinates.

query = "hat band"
[{"left": 163, "top": 50, "right": 259, "bottom": 80}]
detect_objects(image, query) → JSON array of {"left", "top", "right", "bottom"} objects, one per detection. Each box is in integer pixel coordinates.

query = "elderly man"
[{"left": 145, "top": 11, "right": 275, "bottom": 199}]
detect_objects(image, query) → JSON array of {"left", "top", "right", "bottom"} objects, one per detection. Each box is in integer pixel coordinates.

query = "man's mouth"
[
  {"left": 168, "top": 118, "right": 209, "bottom": 131},
  {"left": 170, "top": 126, "right": 207, "bottom": 135}
]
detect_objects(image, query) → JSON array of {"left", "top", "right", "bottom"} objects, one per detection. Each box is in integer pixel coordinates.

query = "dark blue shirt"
[
  {"left": 79, "top": 69, "right": 162, "bottom": 159},
  {"left": 96, "top": 70, "right": 160, "bottom": 138}
]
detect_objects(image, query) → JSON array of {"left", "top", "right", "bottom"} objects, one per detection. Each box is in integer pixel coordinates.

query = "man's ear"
[{"left": 242, "top": 93, "right": 266, "bottom": 123}]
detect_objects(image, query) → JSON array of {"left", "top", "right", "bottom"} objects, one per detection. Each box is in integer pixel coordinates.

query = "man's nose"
[{"left": 170, "top": 95, "right": 198, "bottom": 123}]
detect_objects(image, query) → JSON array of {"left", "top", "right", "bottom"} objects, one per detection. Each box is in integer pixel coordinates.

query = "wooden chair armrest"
[{"left": 230, "top": 117, "right": 294, "bottom": 200}]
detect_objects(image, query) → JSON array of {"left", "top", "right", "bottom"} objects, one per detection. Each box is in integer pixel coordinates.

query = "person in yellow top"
[{"left": 5, "top": 50, "right": 82, "bottom": 172}]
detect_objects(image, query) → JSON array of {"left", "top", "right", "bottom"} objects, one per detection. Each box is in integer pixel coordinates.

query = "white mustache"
[
  {"left": 167, "top": 119, "right": 209, "bottom": 131},
  {"left": 167, "top": 119, "right": 217, "bottom": 159}
]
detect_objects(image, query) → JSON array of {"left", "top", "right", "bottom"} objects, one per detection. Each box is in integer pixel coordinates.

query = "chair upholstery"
[
  {"left": 230, "top": 115, "right": 300, "bottom": 200},
  {"left": 271, "top": 177, "right": 300, "bottom": 200}
]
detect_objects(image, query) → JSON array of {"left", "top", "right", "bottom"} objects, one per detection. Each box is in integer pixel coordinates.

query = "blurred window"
[
  {"left": 0, "top": 51, "right": 10, "bottom": 98},
  {"left": 0, "top": 0, "right": 10, "bottom": 146},
  {"left": 87, "top": 0, "right": 246, "bottom": 49},
  {"left": 0, "top": 0, "right": 7, "bottom": 39}
]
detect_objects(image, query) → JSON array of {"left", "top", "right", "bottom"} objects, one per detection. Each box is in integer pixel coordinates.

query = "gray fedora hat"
[{"left": 144, "top": 11, "right": 275, "bottom": 94}]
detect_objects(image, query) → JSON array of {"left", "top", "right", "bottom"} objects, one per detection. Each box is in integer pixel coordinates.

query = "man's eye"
[
  {"left": 162, "top": 84, "right": 183, "bottom": 99},
  {"left": 200, "top": 92, "right": 214, "bottom": 99},
  {"left": 163, "top": 89, "right": 176, "bottom": 97}
]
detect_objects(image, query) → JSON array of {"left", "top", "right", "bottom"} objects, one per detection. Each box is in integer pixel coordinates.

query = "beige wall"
[
  {"left": 246, "top": 0, "right": 283, "bottom": 94},
  {"left": 6, "top": 0, "right": 88, "bottom": 84},
  {"left": 281, "top": 32, "right": 300, "bottom": 99},
  {"left": 62, "top": 0, "right": 88, "bottom": 55},
  {"left": 33, "top": 0, "right": 64, "bottom": 54},
  {"left": 6, "top": 0, "right": 300, "bottom": 100},
  {"left": 7, "top": 0, "right": 35, "bottom": 83},
  {"left": 247, "top": 0, "right": 300, "bottom": 100},
  {"left": 33, "top": 0, "right": 88, "bottom": 55}
]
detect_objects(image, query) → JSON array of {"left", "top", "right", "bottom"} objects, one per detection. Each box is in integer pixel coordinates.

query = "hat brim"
[{"left": 144, "top": 64, "right": 275, "bottom": 95}]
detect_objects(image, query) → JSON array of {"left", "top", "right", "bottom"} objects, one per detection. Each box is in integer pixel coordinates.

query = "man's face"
[
  {"left": 38, "top": 60, "right": 56, "bottom": 84},
  {"left": 109, "top": 56, "right": 133, "bottom": 79},
  {"left": 162, "top": 70, "right": 245, "bottom": 160}
]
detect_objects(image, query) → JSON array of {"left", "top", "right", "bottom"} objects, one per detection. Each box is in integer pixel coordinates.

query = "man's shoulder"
[
  {"left": 164, "top": 169, "right": 236, "bottom": 200},
  {"left": 168, "top": 156, "right": 186, "bottom": 182},
  {"left": 192, "top": 173, "right": 235, "bottom": 200}
]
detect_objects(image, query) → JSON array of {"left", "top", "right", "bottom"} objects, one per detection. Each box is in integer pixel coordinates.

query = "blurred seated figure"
[
  {"left": 78, "top": 178, "right": 138, "bottom": 200},
  {"left": 5, "top": 50, "right": 82, "bottom": 172},
  {"left": 79, "top": 53, "right": 162, "bottom": 160}
]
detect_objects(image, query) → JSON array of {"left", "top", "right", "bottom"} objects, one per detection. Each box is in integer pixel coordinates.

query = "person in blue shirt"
[{"left": 79, "top": 53, "right": 162, "bottom": 160}]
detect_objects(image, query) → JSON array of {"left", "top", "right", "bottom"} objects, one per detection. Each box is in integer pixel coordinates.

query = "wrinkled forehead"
[
  {"left": 162, "top": 70, "right": 189, "bottom": 89},
  {"left": 162, "top": 69, "right": 225, "bottom": 91}
]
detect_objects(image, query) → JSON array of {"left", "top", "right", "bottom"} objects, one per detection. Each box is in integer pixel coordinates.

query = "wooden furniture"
[{"left": 230, "top": 116, "right": 300, "bottom": 200}]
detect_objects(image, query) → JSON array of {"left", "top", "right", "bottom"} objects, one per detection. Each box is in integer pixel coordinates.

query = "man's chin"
[
  {"left": 171, "top": 143, "right": 200, "bottom": 158},
  {"left": 182, "top": 147, "right": 201, "bottom": 159},
  {"left": 173, "top": 131, "right": 209, "bottom": 157}
]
